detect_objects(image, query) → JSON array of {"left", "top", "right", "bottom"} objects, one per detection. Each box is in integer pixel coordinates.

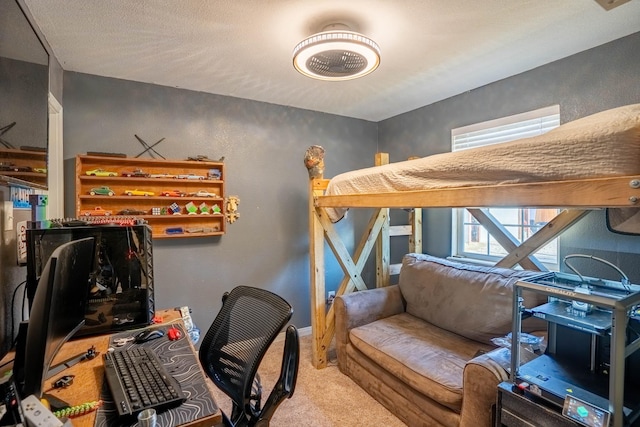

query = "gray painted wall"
[
  {"left": 379, "top": 31, "right": 640, "bottom": 282},
  {"left": 61, "top": 73, "right": 378, "bottom": 335}
]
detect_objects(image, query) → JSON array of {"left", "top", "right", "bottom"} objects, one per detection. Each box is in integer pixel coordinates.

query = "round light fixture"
[{"left": 292, "top": 30, "right": 380, "bottom": 81}]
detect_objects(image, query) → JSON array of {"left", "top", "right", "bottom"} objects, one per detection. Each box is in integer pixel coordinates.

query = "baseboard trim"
[{"left": 274, "top": 325, "right": 311, "bottom": 343}]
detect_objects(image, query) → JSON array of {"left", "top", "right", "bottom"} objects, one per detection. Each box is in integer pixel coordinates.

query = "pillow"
[{"left": 398, "top": 253, "right": 547, "bottom": 345}]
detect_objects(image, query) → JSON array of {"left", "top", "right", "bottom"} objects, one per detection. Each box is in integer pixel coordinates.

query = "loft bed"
[{"left": 306, "top": 103, "right": 640, "bottom": 369}]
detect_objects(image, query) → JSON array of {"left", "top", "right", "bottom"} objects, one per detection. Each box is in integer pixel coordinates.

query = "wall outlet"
[{"left": 327, "top": 291, "right": 336, "bottom": 305}]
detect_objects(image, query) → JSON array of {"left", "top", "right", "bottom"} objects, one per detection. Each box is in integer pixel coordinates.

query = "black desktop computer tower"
[{"left": 26, "top": 224, "right": 155, "bottom": 337}]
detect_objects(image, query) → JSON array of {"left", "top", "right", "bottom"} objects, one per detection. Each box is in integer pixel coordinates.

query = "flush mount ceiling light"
[{"left": 292, "top": 26, "right": 380, "bottom": 81}]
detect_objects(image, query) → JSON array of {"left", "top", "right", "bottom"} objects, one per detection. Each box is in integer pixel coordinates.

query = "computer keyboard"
[{"left": 103, "top": 346, "right": 186, "bottom": 417}]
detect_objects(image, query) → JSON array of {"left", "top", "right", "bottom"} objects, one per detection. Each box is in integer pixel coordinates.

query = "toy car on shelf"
[
  {"left": 187, "top": 155, "right": 210, "bottom": 161},
  {"left": 33, "top": 167, "right": 47, "bottom": 174},
  {"left": 89, "top": 186, "right": 115, "bottom": 196},
  {"left": 0, "top": 163, "right": 31, "bottom": 172},
  {"left": 80, "top": 206, "right": 112, "bottom": 216},
  {"left": 207, "top": 168, "right": 222, "bottom": 179},
  {"left": 161, "top": 189, "right": 187, "bottom": 197},
  {"left": 149, "top": 173, "right": 177, "bottom": 179},
  {"left": 124, "top": 189, "right": 155, "bottom": 196},
  {"left": 177, "top": 173, "right": 205, "bottom": 180},
  {"left": 85, "top": 168, "right": 118, "bottom": 177},
  {"left": 117, "top": 208, "right": 148, "bottom": 215},
  {"left": 121, "top": 168, "right": 150, "bottom": 178},
  {"left": 189, "top": 190, "right": 217, "bottom": 198}
]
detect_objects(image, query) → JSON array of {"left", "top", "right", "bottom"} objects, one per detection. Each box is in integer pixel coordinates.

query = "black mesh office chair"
[{"left": 198, "top": 286, "right": 300, "bottom": 427}]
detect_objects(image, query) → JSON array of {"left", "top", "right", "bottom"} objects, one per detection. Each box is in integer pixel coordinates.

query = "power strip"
[{"left": 20, "top": 395, "right": 63, "bottom": 427}]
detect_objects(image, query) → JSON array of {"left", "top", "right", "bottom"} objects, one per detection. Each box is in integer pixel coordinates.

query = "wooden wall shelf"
[
  {"left": 75, "top": 155, "right": 226, "bottom": 239},
  {"left": 0, "top": 147, "right": 47, "bottom": 187}
]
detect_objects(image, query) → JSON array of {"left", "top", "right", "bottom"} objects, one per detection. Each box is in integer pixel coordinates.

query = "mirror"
[
  {"left": 0, "top": 0, "right": 49, "bottom": 189},
  {"left": 606, "top": 208, "right": 640, "bottom": 236}
]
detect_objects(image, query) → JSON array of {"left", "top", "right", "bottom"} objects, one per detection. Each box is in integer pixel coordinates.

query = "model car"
[
  {"left": 207, "top": 168, "right": 222, "bottom": 179},
  {"left": 117, "top": 208, "right": 148, "bottom": 215},
  {"left": 0, "top": 163, "right": 30, "bottom": 172},
  {"left": 149, "top": 173, "right": 177, "bottom": 179},
  {"left": 85, "top": 168, "right": 118, "bottom": 177},
  {"left": 177, "top": 173, "right": 205, "bottom": 180},
  {"left": 33, "top": 167, "right": 47, "bottom": 174},
  {"left": 121, "top": 168, "right": 150, "bottom": 178},
  {"left": 89, "top": 186, "right": 115, "bottom": 196},
  {"left": 124, "top": 189, "right": 155, "bottom": 196},
  {"left": 189, "top": 190, "right": 217, "bottom": 198},
  {"left": 161, "top": 189, "right": 187, "bottom": 197},
  {"left": 80, "top": 206, "right": 112, "bottom": 216}
]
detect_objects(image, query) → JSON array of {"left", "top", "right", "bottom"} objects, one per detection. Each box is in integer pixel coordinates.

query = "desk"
[{"left": 44, "top": 309, "right": 221, "bottom": 427}]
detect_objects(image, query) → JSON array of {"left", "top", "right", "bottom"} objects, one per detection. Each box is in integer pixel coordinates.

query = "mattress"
[{"left": 324, "top": 103, "right": 640, "bottom": 222}]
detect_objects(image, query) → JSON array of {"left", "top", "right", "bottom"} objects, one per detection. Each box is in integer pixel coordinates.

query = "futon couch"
[{"left": 335, "top": 253, "right": 546, "bottom": 427}]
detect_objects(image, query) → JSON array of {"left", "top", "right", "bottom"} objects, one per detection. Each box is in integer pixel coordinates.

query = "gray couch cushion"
[
  {"left": 398, "top": 253, "right": 546, "bottom": 345},
  {"left": 349, "top": 312, "right": 494, "bottom": 411}
]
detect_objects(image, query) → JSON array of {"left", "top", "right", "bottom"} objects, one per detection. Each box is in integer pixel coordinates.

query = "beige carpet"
[{"left": 209, "top": 334, "right": 407, "bottom": 426}]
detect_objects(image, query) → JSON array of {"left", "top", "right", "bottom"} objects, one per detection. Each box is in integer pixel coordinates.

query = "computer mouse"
[{"left": 135, "top": 329, "right": 165, "bottom": 343}]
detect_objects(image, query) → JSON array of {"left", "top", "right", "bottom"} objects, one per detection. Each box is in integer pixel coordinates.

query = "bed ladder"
[{"left": 375, "top": 153, "right": 422, "bottom": 285}]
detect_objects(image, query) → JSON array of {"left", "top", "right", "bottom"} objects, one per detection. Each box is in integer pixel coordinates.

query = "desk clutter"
[{"left": 95, "top": 323, "right": 219, "bottom": 427}]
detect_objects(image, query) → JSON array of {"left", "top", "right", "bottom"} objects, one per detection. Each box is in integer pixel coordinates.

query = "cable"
[
  {"left": 563, "top": 254, "right": 631, "bottom": 292},
  {"left": 10, "top": 280, "right": 27, "bottom": 347}
]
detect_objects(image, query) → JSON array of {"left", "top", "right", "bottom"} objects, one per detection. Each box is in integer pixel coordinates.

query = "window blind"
[{"left": 452, "top": 105, "right": 560, "bottom": 152}]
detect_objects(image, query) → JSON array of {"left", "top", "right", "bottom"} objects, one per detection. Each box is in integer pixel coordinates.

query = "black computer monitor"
[{"left": 20, "top": 237, "right": 95, "bottom": 399}]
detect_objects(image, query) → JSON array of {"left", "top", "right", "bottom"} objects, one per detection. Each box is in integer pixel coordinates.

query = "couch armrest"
[
  {"left": 459, "top": 349, "right": 509, "bottom": 427},
  {"left": 334, "top": 285, "right": 404, "bottom": 372}
]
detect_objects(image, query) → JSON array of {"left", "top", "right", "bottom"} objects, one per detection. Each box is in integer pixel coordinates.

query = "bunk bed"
[{"left": 307, "top": 103, "right": 640, "bottom": 370}]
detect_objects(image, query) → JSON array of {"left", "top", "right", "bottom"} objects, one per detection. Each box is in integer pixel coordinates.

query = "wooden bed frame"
[{"left": 307, "top": 152, "right": 640, "bottom": 369}]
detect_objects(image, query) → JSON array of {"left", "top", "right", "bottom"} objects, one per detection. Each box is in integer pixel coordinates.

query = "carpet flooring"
[{"left": 209, "top": 333, "right": 407, "bottom": 426}]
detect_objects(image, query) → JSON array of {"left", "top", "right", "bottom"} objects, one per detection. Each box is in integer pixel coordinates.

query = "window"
[{"left": 451, "top": 106, "right": 561, "bottom": 269}]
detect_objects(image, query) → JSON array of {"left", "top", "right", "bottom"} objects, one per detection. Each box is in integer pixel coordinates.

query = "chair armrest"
[
  {"left": 254, "top": 325, "right": 299, "bottom": 427},
  {"left": 459, "top": 349, "right": 509, "bottom": 427},
  {"left": 334, "top": 285, "right": 404, "bottom": 371}
]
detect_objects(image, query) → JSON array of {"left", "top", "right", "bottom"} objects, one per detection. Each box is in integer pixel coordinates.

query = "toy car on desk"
[
  {"left": 189, "top": 190, "right": 217, "bottom": 197},
  {"left": 161, "top": 189, "right": 187, "bottom": 197},
  {"left": 89, "top": 186, "right": 115, "bottom": 196},
  {"left": 80, "top": 206, "right": 112, "bottom": 216},
  {"left": 121, "top": 168, "right": 150, "bottom": 178},
  {"left": 124, "top": 189, "right": 155, "bottom": 196},
  {"left": 85, "top": 168, "right": 118, "bottom": 177}
]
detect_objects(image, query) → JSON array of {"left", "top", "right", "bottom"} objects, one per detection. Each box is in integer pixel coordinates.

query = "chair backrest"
[{"left": 198, "top": 286, "right": 294, "bottom": 423}]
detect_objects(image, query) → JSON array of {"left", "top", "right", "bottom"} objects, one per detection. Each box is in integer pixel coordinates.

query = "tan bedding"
[{"left": 324, "top": 103, "right": 640, "bottom": 222}]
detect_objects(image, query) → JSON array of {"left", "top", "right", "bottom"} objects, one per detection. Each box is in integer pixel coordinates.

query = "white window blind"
[{"left": 452, "top": 105, "right": 560, "bottom": 151}]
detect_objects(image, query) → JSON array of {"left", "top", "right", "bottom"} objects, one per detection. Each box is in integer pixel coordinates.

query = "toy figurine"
[
  {"left": 199, "top": 203, "right": 210, "bottom": 215},
  {"left": 185, "top": 202, "right": 198, "bottom": 215},
  {"left": 225, "top": 196, "right": 240, "bottom": 223},
  {"left": 304, "top": 145, "right": 325, "bottom": 179}
]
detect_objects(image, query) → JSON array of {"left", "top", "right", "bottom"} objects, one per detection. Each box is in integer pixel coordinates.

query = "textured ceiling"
[{"left": 22, "top": 0, "right": 640, "bottom": 121}]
